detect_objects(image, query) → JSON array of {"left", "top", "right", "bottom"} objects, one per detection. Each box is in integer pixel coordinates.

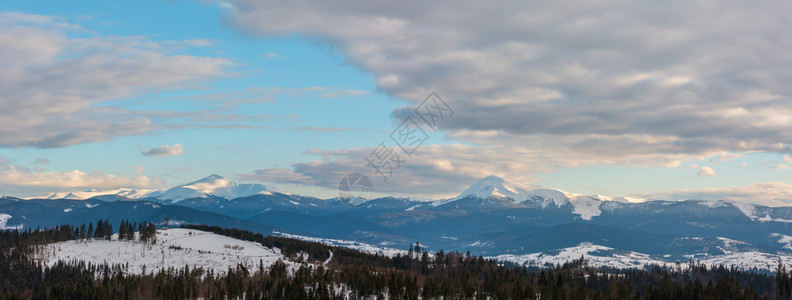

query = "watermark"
[
  {"left": 337, "top": 172, "right": 373, "bottom": 206},
  {"left": 415, "top": 92, "right": 454, "bottom": 131},
  {"left": 337, "top": 92, "right": 454, "bottom": 205}
]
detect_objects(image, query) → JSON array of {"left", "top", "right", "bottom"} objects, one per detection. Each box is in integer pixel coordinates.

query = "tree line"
[{"left": 0, "top": 222, "right": 788, "bottom": 299}]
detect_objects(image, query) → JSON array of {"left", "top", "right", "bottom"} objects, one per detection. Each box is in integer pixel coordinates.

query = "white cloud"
[
  {"left": 0, "top": 12, "right": 231, "bottom": 148},
  {"left": 0, "top": 156, "right": 160, "bottom": 195},
  {"left": 698, "top": 166, "right": 718, "bottom": 176},
  {"left": 141, "top": 144, "right": 185, "bottom": 157},
  {"left": 33, "top": 158, "right": 50, "bottom": 164},
  {"left": 687, "top": 163, "right": 699, "bottom": 169},
  {"left": 263, "top": 52, "right": 281, "bottom": 59}
]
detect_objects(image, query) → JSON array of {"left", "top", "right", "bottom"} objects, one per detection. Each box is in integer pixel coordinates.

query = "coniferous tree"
[{"left": 87, "top": 222, "right": 94, "bottom": 240}]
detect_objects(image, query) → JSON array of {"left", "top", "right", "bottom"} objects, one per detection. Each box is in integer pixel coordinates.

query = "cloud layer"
[
  {"left": 223, "top": 0, "right": 792, "bottom": 204},
  {"left": 0, "top": 156, "right": 160, "bottom": 195},
  {"left": 221, "top": 0, "right": 792, "bottom": 164},
  {"left": 0, "top": 12, "right": 231, "bottom": 148}
]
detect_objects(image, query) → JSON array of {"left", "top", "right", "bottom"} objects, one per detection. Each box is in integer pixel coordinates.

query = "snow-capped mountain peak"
[
  {"left": 442, "top": 175, "right": 570, "bottom": 208},
  {"left": 152, "top": 174, "right": 278, "bottom": 202},
  {"left": 451, "top": 175, "right": 534, "bottom": 202}
]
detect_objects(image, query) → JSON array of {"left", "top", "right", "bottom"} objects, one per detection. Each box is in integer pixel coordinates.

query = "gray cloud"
[
  {"left": 0, "top": 12, "right": 231, "bottom": 148},
  {"left": 220, "top": 0, "right": 792, "bottom": 162},
  {"left": 141, "top": 144, "right": 185, "bottom": 157},
  {"left": 239, "top": 144, "right": 551, "bottom": 198}
]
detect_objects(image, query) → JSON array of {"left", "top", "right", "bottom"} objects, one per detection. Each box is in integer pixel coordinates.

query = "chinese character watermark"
[
  {"left": 338, "top": 92, "right": 453, "bottom": 205},
  {"left": 337, "top": 172, "right": 373, "bottom": 207}
]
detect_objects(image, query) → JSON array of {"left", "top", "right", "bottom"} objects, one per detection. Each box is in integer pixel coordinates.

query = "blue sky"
[{"left": 2, "top": 0, "right": 792, "bottom": 205}]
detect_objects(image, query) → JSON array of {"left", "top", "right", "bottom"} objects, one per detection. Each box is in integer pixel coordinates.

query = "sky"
[{"left": 1, "top": 0, "right": 792, "bottom": 205}]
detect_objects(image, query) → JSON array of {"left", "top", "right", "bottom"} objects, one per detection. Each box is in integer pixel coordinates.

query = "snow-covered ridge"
[
  {"left": 151, "top": 174, "right": 279, "bottom": 202},
  {"left": 436, "top": 175, "right": 648, "bottom": 220},
  {"left": 36, "top": 228, "right": 294, "bottom": 275},
  {"left": 492, "top": 243, "right": 669, "bottom": 270},
  {"left": 44, "top": 188, "right": 158, "bottom": 200},
  {"left": 492, "top": 242, "right": 792, "bottom": 272},
  {"left": 42, "top": 174, "right": 278, "bottom": 202}
]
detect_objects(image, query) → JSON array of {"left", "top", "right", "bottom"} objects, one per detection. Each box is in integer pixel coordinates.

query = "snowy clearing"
[
  {"left": 274, "top": 231, "right": 406, "bottom": 257},
  {"left": 492, "top": 242, "right": 792, "bottom": 272},
  {"left": 36, "top": 228, "right": 295, "bottom": 275}
]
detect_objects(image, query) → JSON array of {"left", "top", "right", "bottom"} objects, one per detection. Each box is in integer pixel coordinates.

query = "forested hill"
[{"left": 0, "top": 222, "right": 790, "bottom": 299}]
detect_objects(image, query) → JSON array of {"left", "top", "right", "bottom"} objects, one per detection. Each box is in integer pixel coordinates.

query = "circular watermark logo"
[{"left": 338, "top": 172, "right": 373, "bottom": 206}]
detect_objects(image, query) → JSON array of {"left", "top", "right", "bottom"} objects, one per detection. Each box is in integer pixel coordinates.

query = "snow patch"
[
  {"left": 405, "top": 205, "right": 422, "bottom": 211},
  {"left": 758, "top": 214, "right": 792, "bottom": 223},
  {"left": 698, "top": 200, "right": 729, "bottom": 208},
  {"left": 0, "top": 214, "right": 22, "bottom": 230},
  {"left": 568, "top": 196, "right": 602, "bottom": 220},
  {"left": 274, "top": 231, "right": 405, "bottom": 257},
  {"left": 772, "top": 233, "right": 792, "bottom": 250},
  {"left": 730, "top": 201, "right": 758, "bottom": 220}
]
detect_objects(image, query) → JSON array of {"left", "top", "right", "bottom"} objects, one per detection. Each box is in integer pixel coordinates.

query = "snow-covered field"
[
  {"left": 36, "top": 228, "right": 294, "bottom": 275},
  {"left": 696, "top": 251, "right": 792, "bottom": 272},
  {"left": 492, "top": 243, "right": 671, "bottom": 270},
  {"left": 274, "top": 231, "right": 406, "bottom": 257},
  {"left": 492, "top": 242, "right": 792, "bottom": 272}
]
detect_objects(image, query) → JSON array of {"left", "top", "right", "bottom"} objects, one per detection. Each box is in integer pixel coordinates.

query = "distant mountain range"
[
  {"left": 44, "top": 174, "right": 278, "bottom": 202},
  {"left": 6, "top": 174, "right": 792, "bottom": 272}
]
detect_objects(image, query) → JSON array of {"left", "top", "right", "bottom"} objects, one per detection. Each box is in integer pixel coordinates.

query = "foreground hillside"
[
  {"left": 36, "top": 228, "right": 293, "bottom": 274},
  {"left": 2, "top": 222, "right": 792, "bottom": 299}
]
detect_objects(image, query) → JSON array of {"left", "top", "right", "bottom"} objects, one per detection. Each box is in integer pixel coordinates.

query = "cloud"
[
  {"left": 0, "top": 12, "right": 231, "bottom": 148},
  {"left": 320, "top": 89, "right": 368, "bottom": 98},
  {"left": 636, "top": 182, "right": 792, "bottom": 206},
  {"left": 698, "top": 166, "right": 717, "bottom": 176},
  {"left": 220, "top": 0, "right": 792, "bottom": 165},
  {"left": 0, "top": 156, "right": 160, "bottom": 195},
  {"left": 292, "top": 126, "right": 357, "bottom": 133},
  {"left": 239, "top": 167, "right": 318, "bottom": 185},
  {"left": 141, "top": 144, "right": 185, "bottom": 157},
  {"left": 687, "top": 163, "right": 699, "bottom": 169},
  {"left": 263, "top": 52, "right": 280, "bottom": 59},
  {"left": 240, "top": 143, "right": 553, "bottom": 198},
  {"left": 33, "top": 158, "right": 50, "bottom": 164}
]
